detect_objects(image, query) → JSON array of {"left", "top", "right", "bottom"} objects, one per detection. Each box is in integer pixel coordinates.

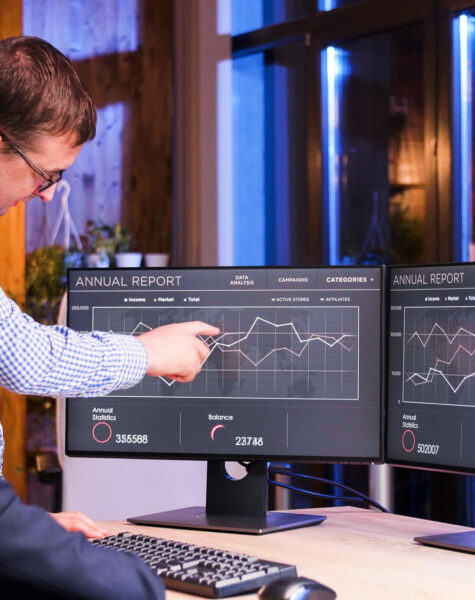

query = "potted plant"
[
  {"left": 144, "top": 228, "right": 171, "bottom": 267},
  {"left": 82, "top": 220, "right": 114, "bottom": 268},
  {"left": 25, "top": 245, "right": 66, "bottom": 325},
  {"left": 110, "top": 223, "right": 142, "bottom": 267}
]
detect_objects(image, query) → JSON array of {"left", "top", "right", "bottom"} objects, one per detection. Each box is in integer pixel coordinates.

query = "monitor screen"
[
  {"left": 66, "top": 267, "right": 383, "bottom": 463},
  {"left": 387, "top": 263, "right": 475, "bottom": 474}
]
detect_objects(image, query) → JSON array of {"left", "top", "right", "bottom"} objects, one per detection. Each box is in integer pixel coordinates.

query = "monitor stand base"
[
  {"left": 128, "top": 505, "right": 326, "bottom": 534},
  {"left": 414, "top": 531, "right": 475, "bottom": 554},
  {"left": 127, "top": 460, "right": 326, "bottom": 534}
]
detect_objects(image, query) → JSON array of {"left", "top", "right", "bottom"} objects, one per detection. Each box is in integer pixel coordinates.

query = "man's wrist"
[{"left": 113, "top": 334, "right": 148, "bottom": 387}]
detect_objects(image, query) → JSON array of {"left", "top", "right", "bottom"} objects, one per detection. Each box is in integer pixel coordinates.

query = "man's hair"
[{"left": 0, "top": 36, "right": 96, "bottom": 150}]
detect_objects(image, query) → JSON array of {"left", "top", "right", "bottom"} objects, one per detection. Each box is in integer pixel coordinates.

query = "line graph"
[
  {"left": 131, "top": 315, "right": 356, "bottom": 387},
  {"left": 93, "top": 306, "right": 360, "bottom": 400},
  {"left": 403, "top": 307, "right": 475, "bottom": 406}
]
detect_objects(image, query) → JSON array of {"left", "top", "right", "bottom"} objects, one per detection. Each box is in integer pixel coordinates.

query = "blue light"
[
  {"left": 318, "top": 0, "right": 336, "bottom": 11},
  {"left": 217, "top": 57, "right": 234, "bottom": 266},
  {"left": 231, "top": 54, "right": 266, "bottom": 265},
  {"left": 453, "top": 14, "right": 473, "bottom": 261},
  {"left": 322, "top": 46, "right": 347, "bottom": 264},
  {"left": 231, "top": 0, "right": 264, "bottom": 36},
  {"left": 23, "top": 0, "right": 139, "bottom": 59},
  {"left": 66, "top": 102, "right": 127, "bottom": 227}
]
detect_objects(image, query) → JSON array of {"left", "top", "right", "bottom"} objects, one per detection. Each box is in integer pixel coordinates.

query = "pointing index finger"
[{"left": 182, "top": 321, "right": 220, "bottom": 337}]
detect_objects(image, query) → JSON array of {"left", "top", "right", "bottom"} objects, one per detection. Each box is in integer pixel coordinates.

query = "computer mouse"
[{"left": 258, "top": 576, "right": 337, "bottom": 600}]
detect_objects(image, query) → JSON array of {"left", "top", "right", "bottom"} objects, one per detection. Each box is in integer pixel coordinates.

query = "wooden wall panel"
[
  {"left": 0, "top": 206, "right": 25, "bottom": 300},
  {"left": 0, "top": 0, "right": 21, "bottom": 40},
  {"left": 0, "top": 0, "right": 27, "bottom": 501},
  {"left": 24, "top": 0, "right": 173, "bottom": 258}
]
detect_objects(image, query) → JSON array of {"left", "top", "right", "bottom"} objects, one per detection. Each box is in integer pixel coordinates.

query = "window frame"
[{"left": 231, "top": 0, "right": 461, "bottom": 264}]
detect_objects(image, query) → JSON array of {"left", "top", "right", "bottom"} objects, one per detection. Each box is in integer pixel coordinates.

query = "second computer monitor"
[
  {"left": 387, "top": 263, "right": 475, "bottom": 474},
  {"left": 66, "top": 267, "right": 383, "bottom": 463}
]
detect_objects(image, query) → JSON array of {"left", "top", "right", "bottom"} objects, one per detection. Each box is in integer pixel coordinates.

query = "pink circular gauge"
[
  {"left": 210, "top": 424, "right": 225, "bottom": 441},
  {"left": 402, "top": 429, "right": 416, "bottom": 453},
  {"left": 92, "top": 421, "right": 112, "bottom": 444}
]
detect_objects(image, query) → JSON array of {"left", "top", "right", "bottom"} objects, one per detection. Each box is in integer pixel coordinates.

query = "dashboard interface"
[
  {"left": 66, "top": 267, "right": 382, "bottom": 461},
  {"left": 387, "top": 264, "right": 475, "bottom": 473}
]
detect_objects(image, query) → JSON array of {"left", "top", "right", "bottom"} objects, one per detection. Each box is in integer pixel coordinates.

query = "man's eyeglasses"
[{"left": 1, "top": 132, "right": 63, "bottom": 192}]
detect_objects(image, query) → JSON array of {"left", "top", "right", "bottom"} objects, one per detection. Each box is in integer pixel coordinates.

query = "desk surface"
[{"left": 100, "top": 507, "right": 475, "bottom": 599}]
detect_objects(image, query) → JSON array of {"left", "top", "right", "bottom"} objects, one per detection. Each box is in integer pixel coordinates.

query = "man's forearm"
[{"left": 0, "top": 288, "right": 147, "bottom": 397}]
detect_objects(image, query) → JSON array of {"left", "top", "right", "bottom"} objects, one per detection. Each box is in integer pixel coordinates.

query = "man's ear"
[{"left": 0, "top": 135, "right": 10, "bottom": 152}]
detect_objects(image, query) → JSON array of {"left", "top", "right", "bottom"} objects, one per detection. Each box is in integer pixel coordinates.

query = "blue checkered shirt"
[{"left": 0, "top": 286, "right": 148, "bottom": 474}]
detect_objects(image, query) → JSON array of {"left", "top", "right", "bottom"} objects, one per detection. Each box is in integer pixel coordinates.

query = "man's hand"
[
  {"left": 137, "top": 321, "right": 220, "bottom": 382},
  {"left": 49, "top": 511, "right": 109, "bottom": 539}
]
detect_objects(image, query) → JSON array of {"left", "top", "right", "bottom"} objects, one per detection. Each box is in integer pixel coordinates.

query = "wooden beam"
[
  {"left": 0, "top": 0, "right": 26, "bottom": 501},
  {"left": 0, "top": 0, "right": 21, "bottom": 39}
]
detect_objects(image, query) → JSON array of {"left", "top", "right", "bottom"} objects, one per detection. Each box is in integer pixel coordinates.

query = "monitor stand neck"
[
  {"left": 206, "top": 460, "right": 268, "bottom": 518},
  {"left": 128, "top": 460, "right": 326, "bottom": 535}
]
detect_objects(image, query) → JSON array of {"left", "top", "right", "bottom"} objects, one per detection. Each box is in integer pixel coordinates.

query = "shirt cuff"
[{"left": 111, "top": 334, "right": 148, "bottom": 389}]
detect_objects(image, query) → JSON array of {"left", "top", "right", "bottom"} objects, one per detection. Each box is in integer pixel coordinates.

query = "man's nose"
[{"left": 37, "top": 183, "right": 57, "bottom": 203}]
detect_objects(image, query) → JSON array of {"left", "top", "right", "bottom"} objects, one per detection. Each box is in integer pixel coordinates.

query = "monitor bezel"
[
  {"left": 65, "top": 265, "right": 385, "bottom": 464},
  {"left": 386, "top": 261, "right": 475, "bottom": 475}
]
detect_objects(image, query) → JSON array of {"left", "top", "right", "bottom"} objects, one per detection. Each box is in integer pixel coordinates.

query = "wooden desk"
[{"left": 100, "top": 507, "right": 475, "bottom": 599}]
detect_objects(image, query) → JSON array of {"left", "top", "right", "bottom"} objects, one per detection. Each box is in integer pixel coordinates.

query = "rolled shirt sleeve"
[{"left": 0, "top": 287, "right": 148, "bottom": 397}]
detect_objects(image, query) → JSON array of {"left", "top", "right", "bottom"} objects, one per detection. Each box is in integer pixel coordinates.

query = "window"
[
  {"left": 322, "top": 25, "right": 426, "bottom": 265},
  {"left": 231, "top": 0, "right": 315, "bottom": 35},
  {"left": 232, "top": 43, "right": 307, "bottom": 265}
]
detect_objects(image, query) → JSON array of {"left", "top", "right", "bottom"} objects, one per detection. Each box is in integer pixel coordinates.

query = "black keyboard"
[{"left": 92, "top": 532, "right": 297, "bottom": 597}]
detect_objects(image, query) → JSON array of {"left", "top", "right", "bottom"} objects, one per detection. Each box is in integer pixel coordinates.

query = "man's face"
[{"left": 0, "top": 131, "right": 83, "bottom": 216}]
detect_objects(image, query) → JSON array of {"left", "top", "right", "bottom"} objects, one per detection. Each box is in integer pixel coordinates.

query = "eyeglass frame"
[{"left": 0, "top": 131, "right": 63, "bottom": 192}]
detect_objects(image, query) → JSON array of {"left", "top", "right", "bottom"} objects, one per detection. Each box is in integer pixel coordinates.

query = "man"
[{"left": 0, "top": 36, "right": 219, "bottom": 598}]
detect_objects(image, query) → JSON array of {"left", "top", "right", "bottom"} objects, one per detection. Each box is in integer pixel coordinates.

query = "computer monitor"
[
  {"left": 66, "top": 266, "right": 383, "bottom": 534},
  {"left": 387, "top": 263, "right": 475, "bottom": 552}
]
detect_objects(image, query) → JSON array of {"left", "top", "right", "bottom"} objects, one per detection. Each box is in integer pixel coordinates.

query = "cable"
[
  {"left": 269, "top": 466, "right": 379, "bottom": 503},
  {"left": 269, "top": 479, "right": 384, "bottom": 509},
  {"left": 234, "top": 461, "right": 388, "bottom": 512},
  {"left": 268, "top": 467, "right": 389, "bottom": 513}
]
